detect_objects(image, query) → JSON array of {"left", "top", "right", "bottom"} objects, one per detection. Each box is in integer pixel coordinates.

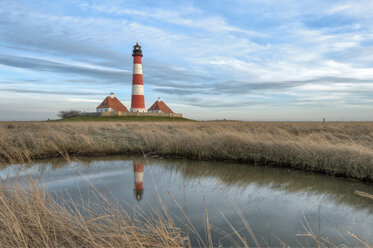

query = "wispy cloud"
[
  {"left": 0, "top": 54, "right": 131, "bottom": 83},
  {"left": 88, "top": 4, "right": 265, "bottom": 36},
  {"left": 1, "top": 88, "right": 102, "bottom": 96}
]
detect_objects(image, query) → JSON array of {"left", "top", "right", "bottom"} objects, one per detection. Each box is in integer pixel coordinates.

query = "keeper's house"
[
  {"left": 96, "top": 93, "right": 128, "bottom": 113},
  {"left": 147, "top": 97, "right": 174, "bottom": 114}
]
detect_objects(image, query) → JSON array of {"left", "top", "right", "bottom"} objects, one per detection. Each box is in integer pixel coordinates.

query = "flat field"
[{"left": 1, "top": 121, "right": 372, "bottom": 180}]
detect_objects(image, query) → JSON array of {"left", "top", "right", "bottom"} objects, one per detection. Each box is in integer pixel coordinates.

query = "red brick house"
[
  {"left": 96, "top": 93, "right": 128, "bottom": 113},
  {"left": 147, "top": 98, "right": 174, "bottom": 114}
]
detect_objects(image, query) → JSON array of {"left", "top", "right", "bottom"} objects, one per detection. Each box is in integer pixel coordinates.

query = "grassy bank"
[
  {"left": 54, "top": 116, "right": 193, "bottom": 122},
  {"left": 1, "top": 121, "right": 373, "bottom": 181}
]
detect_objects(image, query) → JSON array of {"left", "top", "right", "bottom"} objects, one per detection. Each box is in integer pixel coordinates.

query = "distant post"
[{"left": 323, "top": 118, "right": 325, "bottom": 123}]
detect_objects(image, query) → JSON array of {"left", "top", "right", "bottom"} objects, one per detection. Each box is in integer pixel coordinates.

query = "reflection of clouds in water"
[
  {"left": 3, "top": 157, "right": 373, "bottom": 211},
  {"left": 159, "top": 160, "right": 373, "bottom": 212},
  {"left": 2, "top": 156, "right": 372, "bottom": 246},
  {"left": 1, "top": 160, "right": 134, "bottom": 189},
  {"left": 154, "top": 159, "right": 373, "bottom": 246}
]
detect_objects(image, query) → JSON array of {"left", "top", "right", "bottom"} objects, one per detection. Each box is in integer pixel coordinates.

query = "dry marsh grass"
[
  {"left": 1, "top": 121, "right": 373, "bottom": 180},
  {"left": 0, "top": 180, "right": 187, "bottom": 247}
]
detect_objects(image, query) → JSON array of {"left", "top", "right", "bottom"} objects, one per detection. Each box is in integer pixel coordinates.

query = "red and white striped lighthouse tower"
[
  {"left": 133, "top": 162, "right": 144, "bottom": 201},
  {"left": 130, "top": 43, "right": 146, "bottom": 112}
]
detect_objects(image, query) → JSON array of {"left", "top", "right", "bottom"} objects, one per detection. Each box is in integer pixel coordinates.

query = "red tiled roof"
[
  {"left": 147, "top": 100, "right": 174, "bottom": 114},
  {"left": 96, "top": 96, "right": 129, "bottom": 112}
]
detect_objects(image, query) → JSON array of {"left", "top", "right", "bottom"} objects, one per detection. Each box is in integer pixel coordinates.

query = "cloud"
[
  {"left": 152, "top": 76, "right": 373, "bottom": 96},
  {"left": 1, "top": 88, "right": 102, "bottom": 96},
  {"left": 67, "top": 98, "right": 102, "bottom": 103},
  {"left": 0, "top": 54, "right": 131, "bottom": 83},
  {"left": 188, "top": 100, "right": 266, "bottom": 108},
  {"left": 0, "top": 11, "right": 129, "bottom": 67},
  {"left": 302, "top": 12, "right": 357, "bottom": 29},
  {"left": 88, "top": 4, "right": 265, "bottom": 36}
]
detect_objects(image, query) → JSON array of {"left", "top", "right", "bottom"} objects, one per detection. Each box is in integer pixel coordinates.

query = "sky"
[{"left": 0, "top": 0, "right": 373, "bottom": 121}]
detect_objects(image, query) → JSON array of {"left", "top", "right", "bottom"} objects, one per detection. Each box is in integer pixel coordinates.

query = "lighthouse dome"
[{"left": 132, "top": 42, "right": 143, "bottom": 56}]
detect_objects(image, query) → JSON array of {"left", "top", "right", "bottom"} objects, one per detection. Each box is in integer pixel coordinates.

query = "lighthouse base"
[{"left": 130, "top": 108, "right": 146, "bottom": 112}]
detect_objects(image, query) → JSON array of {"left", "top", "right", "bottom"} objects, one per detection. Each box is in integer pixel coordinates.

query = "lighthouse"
[
  {"left": 130, "top": 43, "right": 146, "bottom": 112},
  {"left": 133, "top": 162, "right": 144, "bottom": 201}
]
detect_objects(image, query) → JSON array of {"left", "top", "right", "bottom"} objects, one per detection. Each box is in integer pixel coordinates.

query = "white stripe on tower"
[
  {"left": 133, "top": 64, "right": 142, "bottom": 74},
  {"left": 132, "top": 85, "right": 144, "bottom": 95}
]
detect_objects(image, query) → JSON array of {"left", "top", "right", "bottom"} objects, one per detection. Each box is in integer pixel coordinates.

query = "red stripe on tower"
[{"left": 131, "top": 43, "right": 146, "bottom": 112}]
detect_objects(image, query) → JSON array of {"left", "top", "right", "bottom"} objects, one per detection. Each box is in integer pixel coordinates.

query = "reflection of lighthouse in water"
[{"left": 133, "top": 162, "right": 144, "bottom": 201}]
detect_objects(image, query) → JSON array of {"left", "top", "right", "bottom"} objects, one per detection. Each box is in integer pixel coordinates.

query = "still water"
[{"left": 1, "top": 156, "right": 373, "bottom": 247}]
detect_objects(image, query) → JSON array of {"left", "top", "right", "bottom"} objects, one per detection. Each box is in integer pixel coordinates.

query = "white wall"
[
  {"left": 97, "top": 108, "right": 113, "bottom": 112},
  {"left": 148, "top": 110, "right": 163, "bottom": 113}
]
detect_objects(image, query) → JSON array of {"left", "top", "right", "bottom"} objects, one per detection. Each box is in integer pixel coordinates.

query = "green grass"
[{"left": 54, "top": 116, "right": 194, "bottom": 122}]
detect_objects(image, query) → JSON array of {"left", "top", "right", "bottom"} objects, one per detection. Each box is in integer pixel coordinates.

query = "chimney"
[
  {"left": 158, "top": 97, "right": 160, "bottom": 102},
  {"left": 110, "top": 93, "right": 114, "bottom": 99}
]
